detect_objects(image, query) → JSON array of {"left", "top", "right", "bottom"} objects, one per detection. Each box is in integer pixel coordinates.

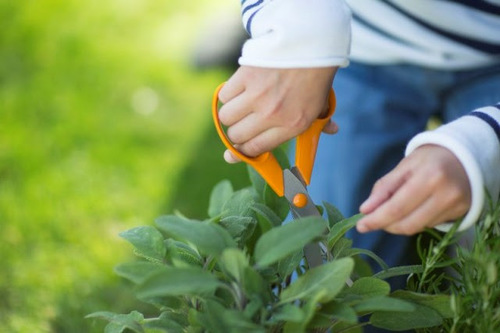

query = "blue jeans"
[{"left": 309, "top": 62, "right": 500, "bottom": 286}]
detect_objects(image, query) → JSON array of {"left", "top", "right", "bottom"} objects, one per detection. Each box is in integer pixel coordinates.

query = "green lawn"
[{"left": 0, "top": 0, "right": 247, "bottom": 331}]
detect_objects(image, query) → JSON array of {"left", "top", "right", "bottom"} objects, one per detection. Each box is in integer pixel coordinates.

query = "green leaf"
[
  {"left": 219, "top": 216, "right": 256, "bottom": 247},
  {"left": 136, "top": 267, "right": 222, "bottom": 299},
  {"left": 323, "top": 201, "right": 345, "bottom": 227},
  {"left": 156, "top": 215, "right": 236, "bottom": 256},
  {"left": 165, "top": 239, "right": 203, "bottom": 267},
  {"left": 242, "top": 266, "right": 269, "bottom": 300},
  {"left": 243, "top": 295, "right": 263, "bottom": 320},
  {"left": 372, "top": 265, "right": 423, "bottom": 280},
  {"left": 340, "top": 277, "right": 390, "bottom": 300},
  {"left": 272, "top": 304, "right": 305, "bottom": 323},
  {"left": 144, "top": 312, "right": 186, "bottom": 333},
  {"left": 252, "top": 203, "right": 283, "bottom": 230},
  {"left": 391, "top": 290, "right": 453, "bottom": 318},
  {"left": 208, "top": 180, "right": 234, "bottom": 218},
  {"left": 284, "top": 291, "right": 326, "bottom": 333},
  {"left": 327, "top": 214, "right": 362, "bottom": 249},
  {"left": 263, "top": 185, "right": 290, "bottom": 222},
  {"left": 219, "top": 248, "right": 249, "bottom": 282},
  {"left": 353, "top": 296, "right": 415, "bottom": 313},
  {"left": 247, "top": 165, "right": 266, "bottom": 202},
  {"left": 119, "top": 226, "right": 166, "bottom": 263},
  {"left": 221, "top": 188, "right": 256, "bottom": 218},
  {"left": 370, "top": 302, "right": 443, "bottom": 331},
  {"left": 280, "top": 257, "right": 354, "bottom": 304},
  {"left": 254, "top": 216, "right": 327, "bottom": 267},
  {"left": 86, "top": 311, "right": 144, "bottom": 333},
  {"left": 114, "top": 262, "right": 166, "bottom": 284},
  {"left": 277, "top": 250, "right": 303, "bottom": 281},
  {"left": 345, "top": 248, "right": 389, "bottom": 271},
  {"left": 318, "top": 301, "right": 358, "bottom": 324},
  {"left": 332, "top": 238, "right": 353, "bottom": 258},
  {"left": 198, "top": 300, "right": 266, "bottom": 333}
]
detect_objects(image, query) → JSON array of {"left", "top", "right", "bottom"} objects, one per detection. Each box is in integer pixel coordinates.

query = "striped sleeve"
[
  {"left": 238, "top": 0, "right": 352, "bottom": 68},
  {"left": 406, "top": 104, "right": 500, "bottom": 232},
  {"left": 346, "top": 0, "right": 500, "bottom": 69}
]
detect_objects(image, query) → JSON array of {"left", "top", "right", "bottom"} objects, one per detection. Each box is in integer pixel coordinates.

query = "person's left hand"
[{"left": 356, "top": 144, "right": 472, "bottom": 235}]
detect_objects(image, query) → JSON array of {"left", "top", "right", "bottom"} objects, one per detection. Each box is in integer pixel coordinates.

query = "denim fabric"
[{"left": 308, "top": 62, "right": 500, "bottom": 288}]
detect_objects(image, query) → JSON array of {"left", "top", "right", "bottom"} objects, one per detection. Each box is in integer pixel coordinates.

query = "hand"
[
  {"left": 357, "top": 145, "right": 471, "bottom": 235},
  {"left": 218, "top": 66, "right": 338, "bottom": 163}
]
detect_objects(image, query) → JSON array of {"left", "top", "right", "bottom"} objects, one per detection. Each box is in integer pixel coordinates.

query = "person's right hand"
[{"left": 218, "top": 65, "right": 338, "bottom": 163}]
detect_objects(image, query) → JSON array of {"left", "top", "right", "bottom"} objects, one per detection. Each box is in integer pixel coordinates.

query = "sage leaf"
[
  {"left": 277, "top": 250, "right": 303, "bottom": 281},
  {"left": 156, "top": 215, "right": 236, "bottom": 256},
  {"left": 199, "top": 300, "right": 266, "bottom": 333},
  {"left": 284, "top": 291, "right": 326, "bottom": 333},
  {"left": 144, "top": 311, "right": 185, "bottom": 333},
  {"left": 254, "top": 216, "right": 327, "bottom": 267},
  {"left": 345, "top": 248, "right": 389, "bottom": 271},
  {"left": 280, "top": 257, "right": 354, "bottom": 304},
  {"left": 119, "top": 226, "right": 166, "bottom": 263},
  {"left": 323, "top": 201, "right": 344, "bottom": 227},
  {"left": 327, "top": 214, "right": 362, "bottom": 249},
  {"left": 319, "top": 301, "right": 358, "bottom": 324},
  {"left": 370, "top": 302, "right": 443, "bottom": 331},
  {"left": 372, "top": 265, "right": 423, "bottom": 280},
  {"left": 165, "top": 239, "right": 203, "bottom": 267},
  {"left": 114, "top": 262, "right": 166, "bottom": 284},
  {"left": 272, "top": 304, "right": 304, "bottom": 323},
  {"left": 391, "top": 290, "right": 453, "bottom": 318},
  {"left": 242, "top": 266, "right": 269, "bottom": 300},
  {"left": 208, "top": 180, "right": 234, "bottom": 218},
  {"left": 340, "top": 277, "right": 390, "bottom": 299},
  {"left": 264, "top": 185, "right": 290, "bottom": 221},
  {"left": 247, "top": 165, "right": 266, "bottom": 202},
  {"left": 86, "top": 311, "right": 144, "bottom": 333},
  {"left": 136, "top": 267, "right": 222, "bottom": 299},
  {"left": 219, "top": 248, "right": 249, "bottom": 282},
  {"left": 221, "top": 188, "right": 256, "bottom": 218},
  {"left": 219, "top": 216, "right": 256, "bottom": 246},
  {"left": 353, "top": 296, "right": 414, "bottom": 313},
  {"left": 252, "top": 203, "right": 282, "bottom": 230}
]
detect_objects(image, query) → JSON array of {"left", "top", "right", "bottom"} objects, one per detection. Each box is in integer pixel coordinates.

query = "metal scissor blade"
[{"left": 283, "top": 169, "right": 323, "bottom": 268}]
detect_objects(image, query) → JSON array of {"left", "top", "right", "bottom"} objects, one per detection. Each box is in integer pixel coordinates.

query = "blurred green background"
[{"left": 0, "top": 0, "right": 248, "bottom": 331}]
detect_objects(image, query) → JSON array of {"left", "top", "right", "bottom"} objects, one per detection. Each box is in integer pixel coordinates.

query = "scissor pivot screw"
[{"left": 293, "top": 193, "right": 308, "bottom": 208}]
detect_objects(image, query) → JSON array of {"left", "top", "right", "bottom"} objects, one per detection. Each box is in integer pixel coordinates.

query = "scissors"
[{"left": 212, "top": 83, "right": 336, "bottom": 268}]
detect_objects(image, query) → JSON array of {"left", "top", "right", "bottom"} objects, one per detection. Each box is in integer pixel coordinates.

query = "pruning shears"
[{"left": 212, "top": 83, "right": 336, "bottom": 268}]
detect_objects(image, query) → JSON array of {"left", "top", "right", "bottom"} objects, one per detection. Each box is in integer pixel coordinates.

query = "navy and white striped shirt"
[
  {"left": 238, "top": 0, "right": 500, "bottom": 228},
  {"left": 347, "top": 0, "right": 500, "bottom": 69}
]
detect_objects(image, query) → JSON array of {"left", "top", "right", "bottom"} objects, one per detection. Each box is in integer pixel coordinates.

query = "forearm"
[{"left": 406, "top": 104, "right": 500, "bottom": 231}]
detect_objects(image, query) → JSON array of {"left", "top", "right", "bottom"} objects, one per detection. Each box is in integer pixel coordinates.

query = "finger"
[
  {"left": 237, "top": 126, "right": 293, "bottom": 157},
  {"left": 224, "top": 149, "right": 242, "bottom": 164},
  {"left": 218, "top": 92, "right": 252, "bottom": 126},
  {"left": 359, "top": 165, "right": 409, "bottom": 214},
  {"left": 384, "top": 195, "right": 444, "bottom": 235},
  {"left": 322, "top": 120, "right": 339, "bottom": 134},
  {"left": 357, "top": 172, "right": 431, "bottom": 233},
  {"left": 226, "top": 112, "right": 274, "bottom": 145},
  {"left": 218, "top": 72, "right": 246, "bottom": 104}
]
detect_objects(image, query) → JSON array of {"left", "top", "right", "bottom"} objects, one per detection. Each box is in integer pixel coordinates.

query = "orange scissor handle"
[
  {"left": 295, "top": 88, "right": 336, "bottom": 185},
  {"left": 212, "top": 83, "right": 336, "bottom": 197}
]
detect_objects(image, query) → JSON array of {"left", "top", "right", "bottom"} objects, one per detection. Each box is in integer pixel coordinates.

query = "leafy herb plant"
[{"left": 88, "top": 161, "right": 455, "bottom": 332}]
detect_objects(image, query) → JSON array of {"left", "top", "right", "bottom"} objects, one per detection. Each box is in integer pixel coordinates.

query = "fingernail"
[{"left": 357, "top": 223, "right": 369, "bottom": 233}]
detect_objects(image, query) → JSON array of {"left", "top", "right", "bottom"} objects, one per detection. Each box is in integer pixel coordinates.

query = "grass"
[{"left": 0, "top": 0, "right": 246, "bottom": 331}]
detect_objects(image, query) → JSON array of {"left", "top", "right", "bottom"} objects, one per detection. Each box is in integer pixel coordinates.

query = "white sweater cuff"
[
  {"left": 405, "top": 106, "right": 500, "bottom": 232},
  {"left": 239, "top": 0, "right": 351, "bottom": 68}
]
